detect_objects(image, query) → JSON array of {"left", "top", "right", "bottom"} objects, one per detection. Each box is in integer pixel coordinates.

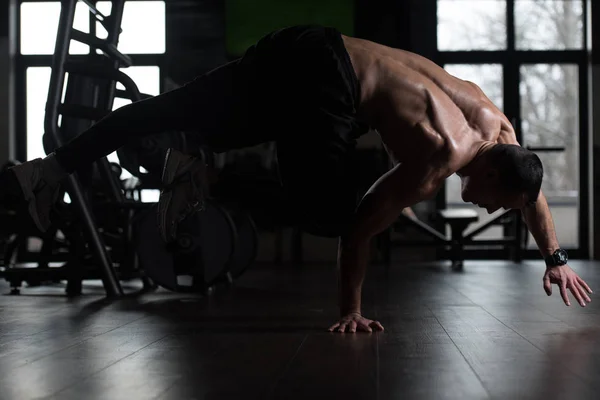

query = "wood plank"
[
  {"left": 0, "top": 260, "right": 598, "bottom": 399},
  {"left": 268, "top": 333, "right": 378, "bottom": 400}
]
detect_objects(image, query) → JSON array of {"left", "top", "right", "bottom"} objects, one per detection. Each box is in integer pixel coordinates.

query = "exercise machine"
[{"left": 3, "top": 0, "right": 150, "bottom": 296}]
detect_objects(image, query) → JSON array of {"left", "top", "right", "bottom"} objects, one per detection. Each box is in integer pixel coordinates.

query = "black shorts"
[
  {"left": 167, "top": 25, "right": 370, "bottom": 237},
  {"left": 252, "top": 26, "right": 369, "bottom": 237}
]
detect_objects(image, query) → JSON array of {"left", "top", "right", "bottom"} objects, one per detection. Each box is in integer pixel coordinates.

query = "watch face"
[{"left": 556, "top": 250, "right": 568, "bottom": 264}]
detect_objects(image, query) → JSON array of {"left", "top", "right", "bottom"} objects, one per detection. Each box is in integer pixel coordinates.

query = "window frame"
[
  {"left": 435, "top": 0, "right": 591, "bottom": 259},
  {"left": 14, "top": 0, "right": 167, "bottom": 162}
]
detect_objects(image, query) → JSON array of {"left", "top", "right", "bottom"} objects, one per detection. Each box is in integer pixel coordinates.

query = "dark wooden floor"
[{"left": 1, "top": 260, "right": 600, "bottom": 400}]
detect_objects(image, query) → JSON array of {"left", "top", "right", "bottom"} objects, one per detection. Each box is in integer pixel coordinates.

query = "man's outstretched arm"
[
  {"left": 329, "top": 161, "right": 445, "bottom": 333},
  {"left": 496, "top": 130, "right": 593, "bottom": 306},
  {"left": 521, "top": 190, "right": 593, "bottom": 306}
]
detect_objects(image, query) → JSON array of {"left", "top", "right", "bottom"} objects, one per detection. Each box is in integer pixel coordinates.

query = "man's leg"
[
  {"left": 53, "top": 60, "right": 246, "bottom": 174},
  {"left": 53, "top": 84, "right": 204, "bottom": 174},
  {"left": 2, "top": 60, "right": 251, "bottom": 234}
]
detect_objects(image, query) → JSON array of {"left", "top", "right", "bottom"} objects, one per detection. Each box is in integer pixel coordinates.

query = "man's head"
[{"left": 461, "top": 144, "right": 543, "bottom": 213}]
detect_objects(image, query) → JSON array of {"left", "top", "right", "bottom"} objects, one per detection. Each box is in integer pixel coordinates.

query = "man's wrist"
[{"left": 544, "top": 248, "right": 568, "bottom": 267}]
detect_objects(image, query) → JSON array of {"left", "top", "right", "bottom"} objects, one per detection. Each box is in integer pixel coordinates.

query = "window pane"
[
  {"left": 437, "top": 0, "right": 507, "bottom": 51},
  {"left": 96, "top": 1, "right": 166, "bottom": 54},
  {"left": 21, "top": 2, "right": 90, "bottom": 55},
  {"left": 444, "top": 64, "right": 504, "bottom": 111},
  {"left": 515, "top": 0, "right": 583, "bottom": 50},
  {"left": 520, "top": 64, "right": 579, "bottom": 248},
  {"left": 26, "top": 67, "right": 52, "bottom": 160}
]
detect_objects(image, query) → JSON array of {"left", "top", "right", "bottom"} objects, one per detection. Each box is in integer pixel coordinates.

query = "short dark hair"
[{"left": 487, "top": 144, "right": 543, "bottom": 205}]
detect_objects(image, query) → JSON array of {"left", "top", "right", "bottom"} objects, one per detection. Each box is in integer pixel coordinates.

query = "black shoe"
[
  {"left": 157, "top": 148, "right": 209, "bottom": 243},
  {"left": 0, "top": 158, "right": 61, "bottom": 232}
]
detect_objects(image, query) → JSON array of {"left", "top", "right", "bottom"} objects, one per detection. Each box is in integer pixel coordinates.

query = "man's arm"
[
  {"left": 497, "top": 130, "right": 593, "bottom": 306},
  {"left": 520, "top": 191, "right": 592, "bottom": 306},
  {"left": 337, "top": 161, "right": 443, "bottom": 315},
  {"left": 520, "top": 190, "right": 558, "bottom": 257}
]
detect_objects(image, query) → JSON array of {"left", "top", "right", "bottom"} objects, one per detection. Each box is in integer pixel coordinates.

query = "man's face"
[{"left": 460, "top": 173, "right": 526, "bottom": 214}]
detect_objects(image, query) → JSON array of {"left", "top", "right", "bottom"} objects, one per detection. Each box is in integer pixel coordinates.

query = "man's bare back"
[{"left": 343, "top": 35, "right": 516, "bottom": 172}]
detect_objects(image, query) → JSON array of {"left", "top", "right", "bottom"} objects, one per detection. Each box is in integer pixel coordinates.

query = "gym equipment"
[
  {"left": 135, "top": 200, "right": 237, "bottom": 292},
  {"left": 438, "top": 209, "right": 479, "bottom": 269},
  {"left": 2, "top": 0, "right": 155, "bottom": 297},
  {"left": 134, "top": 199, "right": 259, "bottom": 293}
]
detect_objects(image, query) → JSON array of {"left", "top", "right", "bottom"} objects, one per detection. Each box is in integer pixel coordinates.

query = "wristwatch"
[{"left": 544, "top": 248, "right": 568, "bottom": 267}]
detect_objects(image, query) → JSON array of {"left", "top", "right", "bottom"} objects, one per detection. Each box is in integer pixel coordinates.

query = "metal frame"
[
  {"left": 435, "top": 0, "right": 590, "bottom": 260},
  {"left": 9, "top": 0, "right": 166, "bottom": 296},
  {"left": 14, "top": 0, "right": 167, "bottom": 163}
]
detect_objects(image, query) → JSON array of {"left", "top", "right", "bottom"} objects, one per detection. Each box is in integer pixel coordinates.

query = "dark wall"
[
  {"left": 354, "top": 0, "right": 412, "bottom": 49},
  {"left": 0, "top": 0, "right": 7, "bottom": 38},
  {"left": 592, "top": 0, "right": 600, "bottom": 259},
  {"left": 0, "top": 0, "right": 11, "bottom": 165},
  {"left": 165, "top": 0, "right": 226, "bottom": 85},
  {"left": 354, "top": 0, "right": 437, "bottom": 58},
  {"left": 164, "top": 0, "right": 439, "bottom": 85}
]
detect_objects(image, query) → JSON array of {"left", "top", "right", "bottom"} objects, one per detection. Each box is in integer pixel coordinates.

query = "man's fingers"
[
  {"left": 356, "top": 320, "right": 373, "bottom": 333},
  {"left": 330, "top": 318, "right": 384, "bottom": 333},
  {"left": 578, "top": 277, "right": 593, "bottom": 294},
  {"left": 370, "top": 321, "right": 385, "bottom": 331},
  {"left": 577, "top": 281, "right": 592, "bottom": 303},
  {"left": 543, "top": 275, "right": 552, "bottom": 296},
  {"left": 569, "top": 281, "right": 587, "bottom": 307},
  {"left": 560, "top": 280, "right": 571, "bottom": 306},
  {"left": 349, "top": 320, "right": 357, "bottom": 333}
]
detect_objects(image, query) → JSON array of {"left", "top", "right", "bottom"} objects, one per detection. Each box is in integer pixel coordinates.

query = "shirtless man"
[{"left": 1, "top": 26, "right": 592, "bottom": 332}]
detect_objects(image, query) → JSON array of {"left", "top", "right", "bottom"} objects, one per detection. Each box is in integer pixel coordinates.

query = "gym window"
[
  {"left": 16, "top": 0, "right": 166, "bottom": 163},
  {"left": 436, "top": 0, "right": 589, "bottom": 257}
]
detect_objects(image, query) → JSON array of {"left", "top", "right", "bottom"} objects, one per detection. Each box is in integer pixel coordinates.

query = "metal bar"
[
  {"left": 79, "top": 0, "right": 125, "bottom": 37},
  {"left": 463, "top": 209, "right": 516, "bottom": 239},
  {"left": 579, "top": 57, "right": 590, "bottom": 258},
  {"left": 439, "top": 51, "right": 586, "bottom": 64},
  {"left": 44, "top": 0, "right": 122, "bottom": 297},
  {"left": 57, "top": 104, "right": 109, "bottom": 120},
  {"left": 397, "top": 215, "right": 448, "bottom": 242},
  {"left": 64, "top": 61, "right": 142, "bottom": 100},
  {"left": 464, "top": 238, "right": 518, "bottom": 245},
  {"left": 526, "top": 146, "right": 566, "bottom": 152},
  {"left": 389, "top": 240, "right": 446, "bottom": 247},
  {"left": 115, "top": 89, "right": 152, "bottom": 101},
  {"left": 507, "top": 0, "right": 515, "bottom": 51},
  {"left": 19, "top": 53, "right": 164, "bottom": 66},
  {"left": 79, "top": 0, "right": 107, "bottom": 22},
  {"left": 92, "top": 0, "right": 129, "bottom": 205},
  {"left": 44, "top": 0, "right": 73, "bottom": 139},
  {"left": 71, "top": 29, "right": 131, "bottom": 67}
]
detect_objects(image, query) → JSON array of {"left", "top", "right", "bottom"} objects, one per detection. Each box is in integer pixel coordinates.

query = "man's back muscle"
[{"left": 343, "top": 36, "right": 514, "bottom": 168}]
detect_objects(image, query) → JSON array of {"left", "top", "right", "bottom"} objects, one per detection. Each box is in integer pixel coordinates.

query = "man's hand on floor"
[
  {"left": 328, "top": 312, "right": 384, "bottom": 333},
  {"left": 543, "top": 264, "right": 593, "bottom": 307}
]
